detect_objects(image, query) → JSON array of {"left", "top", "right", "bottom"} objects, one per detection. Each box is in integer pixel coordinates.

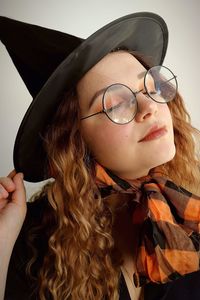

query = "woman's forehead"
[
  {"left": 77, "top": 51, "right": 146, "bottom": 97},
  {"left": 85, "top": 51, "right": 144, "bottom": 78}
]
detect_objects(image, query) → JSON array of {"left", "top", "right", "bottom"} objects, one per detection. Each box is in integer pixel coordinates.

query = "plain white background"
[{"left": 0, "top": 0, "right": 200, "bottom": 197}]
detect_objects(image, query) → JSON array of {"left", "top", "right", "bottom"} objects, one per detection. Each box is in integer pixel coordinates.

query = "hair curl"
[
  {"left": 27, "top": 89, "right": 122, "bottom": 299},
  {"left": 160, "top": 92, "right": 200, "bottom": 194},
  {"left": 26, "top": 51, "right": 200, "bottom": 299},
  {"left": 132, "top": 50, "right": 200, "bottom": 194}
]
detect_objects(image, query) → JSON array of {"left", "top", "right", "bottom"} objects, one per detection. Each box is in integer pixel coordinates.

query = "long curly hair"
[
  {"left": 161, "top": 94, "right": 200, "bottom": 194},
  {"left": 26, "top": 51, "right": 200, "bottom": 299},
  {"left": 133, "top": 50, "right": 200, "bottom": 194},
  {"left": 27, "top": 88, "right": 122, "bottom": 300}
]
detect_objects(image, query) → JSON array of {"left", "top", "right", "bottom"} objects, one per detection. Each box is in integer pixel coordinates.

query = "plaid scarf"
[{"left": 95, "top": 163, "right": 200, "bottom": 287}]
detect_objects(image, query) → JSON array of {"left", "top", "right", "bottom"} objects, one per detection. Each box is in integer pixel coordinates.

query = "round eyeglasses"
[{"left": 80, "top": 65, "right": 178, "bottom": 125}]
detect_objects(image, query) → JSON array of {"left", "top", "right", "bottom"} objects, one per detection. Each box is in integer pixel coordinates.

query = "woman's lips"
[{"left": 138, "top": 125, "right": 167, "bottom": 142}]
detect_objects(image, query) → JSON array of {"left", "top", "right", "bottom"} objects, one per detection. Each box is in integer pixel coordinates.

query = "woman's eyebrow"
[
  {"left": 89, "top": 87, "right": 107, "bottom": 109},
  {"left": 88, "top": 70, "right": 146, "bottom": 108}
]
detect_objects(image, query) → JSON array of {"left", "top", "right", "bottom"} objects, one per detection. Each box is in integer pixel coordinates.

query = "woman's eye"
[
  {"left": 106, "top": 101, "right": 122, "bottom": 112},
  {"left": 149, "top": 91, "right": 157, "bottom": 95},
  {"left": 106, "top": 97, "right": 134, "bottom": 113}
]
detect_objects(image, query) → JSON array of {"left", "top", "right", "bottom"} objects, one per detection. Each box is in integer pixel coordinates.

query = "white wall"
[{"left": 0, "top": 0, "right": 200, "bottom": 197}]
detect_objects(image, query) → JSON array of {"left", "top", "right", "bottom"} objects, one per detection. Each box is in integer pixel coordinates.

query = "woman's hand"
[
  {"left": 0, "top": 170, "right": 27, "bottom": 247},
  {"left": 0, "top": 170, "right": 27, "bottom": 300}
]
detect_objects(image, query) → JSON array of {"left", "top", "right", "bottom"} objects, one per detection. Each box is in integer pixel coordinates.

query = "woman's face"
[{"left": 77, "top": 51, "right": 175, "bottom": 179}]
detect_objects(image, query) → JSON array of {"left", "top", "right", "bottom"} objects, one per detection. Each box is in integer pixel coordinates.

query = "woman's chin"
[{"left": 152, "top": 143, "right": 176, "bottom": 168}]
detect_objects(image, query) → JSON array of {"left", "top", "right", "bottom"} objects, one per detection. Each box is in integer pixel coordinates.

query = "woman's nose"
[{"left": 134, "top": 92, "right": 158, "bottom": 122}]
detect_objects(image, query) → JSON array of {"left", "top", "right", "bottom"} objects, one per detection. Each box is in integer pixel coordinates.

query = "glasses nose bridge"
[
  {"left": 134, "top": 87, "right": 148, "bottom": 106},
  {"left": 134, "top": 88, "right": 145, "bottom": 97},
  {"left": 134, "top": 87, "right": 158, "bottom": 117}
]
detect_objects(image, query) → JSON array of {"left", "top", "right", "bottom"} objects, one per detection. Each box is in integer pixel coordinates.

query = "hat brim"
[{"left": 13, "top": 12, "right": 168, "bottom": 182}]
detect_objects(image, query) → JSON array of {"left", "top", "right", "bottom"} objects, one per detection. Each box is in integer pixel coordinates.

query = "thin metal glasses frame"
[{"left": 80, "top": 65, "right": 178, "bottom": 125}]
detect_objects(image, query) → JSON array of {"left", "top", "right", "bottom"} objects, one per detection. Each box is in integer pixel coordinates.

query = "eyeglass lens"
[
  {"left": 144, "top": 65, "right": 177, "bottom": 103},
  {"left": 103, "top": 84, "right": 137, "bottom": 124}
]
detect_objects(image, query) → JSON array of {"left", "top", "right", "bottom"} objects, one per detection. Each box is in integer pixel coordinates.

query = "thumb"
[{"left": 12, "top": 173, "right": 26, "bottom": 206}]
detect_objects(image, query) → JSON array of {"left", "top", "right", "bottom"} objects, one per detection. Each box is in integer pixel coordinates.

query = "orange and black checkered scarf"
[{"left": 95, "top": 163, "right": 200, "bottom": 287}]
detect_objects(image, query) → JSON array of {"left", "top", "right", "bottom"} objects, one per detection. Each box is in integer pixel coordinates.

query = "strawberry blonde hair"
[{"left": 26, "top": 51, "right": 200, "bottom": 299}]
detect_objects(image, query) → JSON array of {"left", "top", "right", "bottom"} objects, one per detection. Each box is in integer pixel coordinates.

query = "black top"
[{"left": 5, "top": 198, "right": 200, "bottom": 300}]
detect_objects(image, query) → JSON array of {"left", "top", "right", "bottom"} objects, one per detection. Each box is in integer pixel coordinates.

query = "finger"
[
  {"left": 0, "top": 177, "right": 16, "bottom": 193},
  {"left": 0, "top": 184, "right": 9, "bottom": 199},
  {"left": 12, "top": 173, "right": 26, "bottom": 206},
  {"left": 0, "top": 198, "right": 8, "bottom": 209},
  {"left": 7, "top": 169, "right": 17, "bottom": 179}
]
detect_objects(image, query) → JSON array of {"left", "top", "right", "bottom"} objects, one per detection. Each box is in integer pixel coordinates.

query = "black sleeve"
[
  {"left": 4, "top": 230, "right": 35, "bottom": 300},
  {"left": 4, "top": 198, "right": 49, "bottom": 300},
  {"left": 144, "top": 270, "right": 200, "bottom": 300}
]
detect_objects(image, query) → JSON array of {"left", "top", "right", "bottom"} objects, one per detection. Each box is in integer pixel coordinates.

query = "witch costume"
[{"left": 1, "top": 12, "right": 200, "bottom": 300}]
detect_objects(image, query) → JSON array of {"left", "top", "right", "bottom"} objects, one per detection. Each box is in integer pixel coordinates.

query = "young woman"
[{"left": 0, "top": 12, "right": 200, "bottom": 300}]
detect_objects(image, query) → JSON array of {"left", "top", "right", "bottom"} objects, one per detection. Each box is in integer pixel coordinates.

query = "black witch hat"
[{"left": 0, "top": 12, "right": 168, "bottom": 182}]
